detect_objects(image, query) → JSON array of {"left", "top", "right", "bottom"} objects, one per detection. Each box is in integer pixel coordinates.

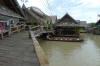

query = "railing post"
[
  {"left": 1, "top": 31, "right": 3, "bottom": 39},
  {"left": 28, "top": 26, "right": 31, "bottom": 39}
]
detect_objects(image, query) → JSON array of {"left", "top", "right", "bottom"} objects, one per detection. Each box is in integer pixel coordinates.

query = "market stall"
[{"left": 0, "top": 21, "right": 9, "bottom": 39}]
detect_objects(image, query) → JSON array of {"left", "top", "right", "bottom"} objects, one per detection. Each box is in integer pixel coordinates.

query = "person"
[
  {"left": 28, "top": 26, "right": 31, "bottom": 39},
  {"left": 0, "top": 23, "right": 4, "bottom": 32},
  {"left": 0, "top": 23, "right": 4, "bottom": 39},
  {"left": 46, "top": 33, "right": 51, "bottom": 39}
]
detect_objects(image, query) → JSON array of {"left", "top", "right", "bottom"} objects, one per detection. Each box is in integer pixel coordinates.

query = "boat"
[
  {"left": 54, "top": 35, "right": 79, "bottom": 38},
  {"left": 45, "top": 37, "right": 83, "bottom": 42}
]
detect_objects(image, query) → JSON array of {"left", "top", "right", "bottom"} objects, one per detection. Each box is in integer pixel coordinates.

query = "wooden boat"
[
  {"left": 54, "top": 35, "right": 79, "bottom": 38},
  {"left": 45, "top": 37, "right": 83, "bottom": 42}
]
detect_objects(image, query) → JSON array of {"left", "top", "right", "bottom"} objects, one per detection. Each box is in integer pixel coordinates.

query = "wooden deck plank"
[{"left": 0, "top": 31, "right": 40, "bottom": 66}]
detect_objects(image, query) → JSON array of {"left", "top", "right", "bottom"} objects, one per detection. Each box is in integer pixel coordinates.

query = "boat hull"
[{"left": 43, "top": 38, "right": 84, "bottom": 42}]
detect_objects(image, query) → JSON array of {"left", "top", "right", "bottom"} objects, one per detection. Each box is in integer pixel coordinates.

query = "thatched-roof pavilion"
[{"left": 55, "top": 13, "right": 80, "bottom": 37}]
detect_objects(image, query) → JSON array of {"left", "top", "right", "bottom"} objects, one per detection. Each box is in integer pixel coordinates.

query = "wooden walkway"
[{"left": 0, "top": 31, "right": 40, "bottom": 66}]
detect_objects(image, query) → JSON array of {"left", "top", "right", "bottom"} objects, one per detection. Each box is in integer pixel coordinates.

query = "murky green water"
[{"left": 39, "top": 34, "right": 100, "bottom": 66}]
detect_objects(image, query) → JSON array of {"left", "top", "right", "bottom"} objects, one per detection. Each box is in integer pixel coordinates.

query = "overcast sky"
[{"left": 17, "top": 0, "right": 100, "bottom": 23}]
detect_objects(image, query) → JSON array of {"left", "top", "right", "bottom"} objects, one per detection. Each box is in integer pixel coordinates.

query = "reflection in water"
[{"left": 39, "top": 34, "right": 100, "bottom": 66}]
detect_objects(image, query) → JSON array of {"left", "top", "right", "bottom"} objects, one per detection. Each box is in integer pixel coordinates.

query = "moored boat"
[{"left": 45, "top": 37, "right": 84, "bottom": 42}]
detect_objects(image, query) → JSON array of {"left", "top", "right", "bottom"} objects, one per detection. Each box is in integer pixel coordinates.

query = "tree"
[
  {"left": 88, "top": 23, "right": 96, "bottom": 27},
  {"left": 31, "top": 17, "right": 35, "bottom": 27}
]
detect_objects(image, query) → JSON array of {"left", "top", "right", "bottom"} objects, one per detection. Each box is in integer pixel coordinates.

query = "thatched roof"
[
  {"left": 29, "top": 7, "right": 47, "bottom": 18},
  {"left": 22, "top": 5, "right": 51, "bottom": 24},
  {"left": 59, "top": 13, "right": 78, "bottom": 24},
  {"left": 22, "top": 5, "right": 41, "bottom": 20},
  {"left": 22, "top": 5, "right": 45, "bottom": 23}
]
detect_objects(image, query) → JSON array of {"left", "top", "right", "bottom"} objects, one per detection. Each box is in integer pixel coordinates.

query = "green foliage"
[
  {"left": 43, "top": 17, "right": 47, "bottom": 20},
  {"left": 88, "top": 23, "right": 96, "bottom": 27},
  {"left": 44, "top": 20, "right": 49, "bottom": 27},
  {"left": 45, "top": 20, "right": 54, "bottom": 28},
  {"left": 49, "top": 24, "right": 53, "bottom": 28},
  {"left": 31, "top": 18, "right": 35, "bottom": 27},
  {"left": 75, "top": 28, "right": 81, "bottom": 33},
  {"left": 24, "top": 22, "right": 26, "bottom": 25}
]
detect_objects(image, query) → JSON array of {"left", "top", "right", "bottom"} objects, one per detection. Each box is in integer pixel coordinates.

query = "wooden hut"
[
  {"left": 93, "top": 20, "right": 100, "bottom": 35},
  {"left": 55, "top": 13, "right": 80, "bottom": 37},
  {"left": 22, "top": 5, "right": 52, "bottom": 37},
  {"left": 76, "top": 20, "right": 88, "bottom": 33},
  {"left": 0, "top": 0, "right": 25, "bottom": 39}
]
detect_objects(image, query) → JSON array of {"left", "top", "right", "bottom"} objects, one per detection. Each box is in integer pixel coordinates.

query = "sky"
[{"left": 17, "top": 0, "right": 100, "bottom": 23}]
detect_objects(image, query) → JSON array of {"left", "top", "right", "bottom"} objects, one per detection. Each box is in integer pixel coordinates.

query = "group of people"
[
  {"left": 0, "top": 22, "right": 8, "bottom": 32},
  {"left": 0, "top": 23, "right": 4, "bottom": 32}
]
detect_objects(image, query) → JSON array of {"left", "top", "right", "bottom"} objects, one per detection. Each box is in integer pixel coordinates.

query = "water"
[{"left": 39, "top": 34, "right": 100, "bottom": 66}]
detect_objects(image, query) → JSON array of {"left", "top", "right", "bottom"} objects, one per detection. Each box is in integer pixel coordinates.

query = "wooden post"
[
  {"left": 8, "top": 23, "right": 11, "bottom": 36},
  {"left": 28, "top": 26, "right": 31, "bottom": 39},
  {"left": 1, "top": 31, "right": 3, "bottom": 39}
]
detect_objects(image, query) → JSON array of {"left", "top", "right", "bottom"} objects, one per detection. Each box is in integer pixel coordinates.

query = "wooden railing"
[
  {"left": 31, "top": 26, "right": 54, "bottom": 37},
  {"left": 29, "top": 27, "right": 49, "bottom": 66},
  {"left": 0, "top": 30, "right": 9, "bottom": 39},
  {"left": 56, "top": 24, "right": 85, "bottom": 27}
]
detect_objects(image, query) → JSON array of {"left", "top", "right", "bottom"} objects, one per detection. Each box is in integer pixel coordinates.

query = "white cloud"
[
  {"left": 60, "top": 0, "right": 100, "bottom": 23},
  {"left": 69, "top": 9, "right": 98, "bottom": 23},
  {"left": 70, "top": 0, "right": 100, "bottom": 8},
  {"left": 80, "top": 0, "right": 100, "bottom": 7},
  {"left": 17, "top": 0, "right": 100, "bottom": 23}
]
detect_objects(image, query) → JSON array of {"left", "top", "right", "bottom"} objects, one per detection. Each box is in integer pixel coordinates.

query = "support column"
[
  {"left": 1, "top": 31, "right": 3, "bottom": 39},
  {"left": 28, "top": 26, "right": 31, "bottom": 39}
]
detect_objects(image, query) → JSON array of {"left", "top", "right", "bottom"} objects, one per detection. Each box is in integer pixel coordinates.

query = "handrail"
[{"left": 29, "top": 30, "right": 49, "bottom": 66}]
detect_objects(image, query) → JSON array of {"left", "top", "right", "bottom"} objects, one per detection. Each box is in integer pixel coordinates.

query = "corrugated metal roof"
[
  {"left": 0, "top": 5, "right": 22, "bottom": 18},
  {"left": 4, "top": 0, "right": 25, "bottom": 18}
]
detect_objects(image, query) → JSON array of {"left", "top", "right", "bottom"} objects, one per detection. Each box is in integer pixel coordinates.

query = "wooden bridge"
[{"left": 31, "top": 26, "right": 54, "bottom": 37}]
